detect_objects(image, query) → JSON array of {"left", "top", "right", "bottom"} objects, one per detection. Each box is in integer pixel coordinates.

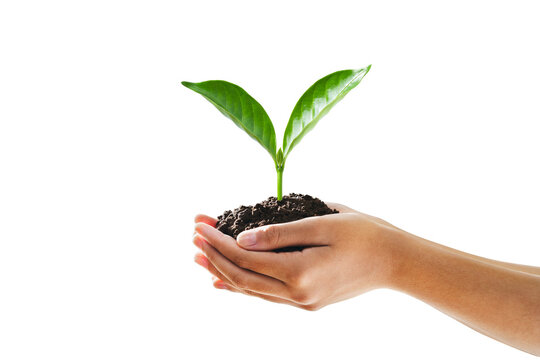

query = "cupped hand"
[{"left": 193, "top": 203, "right": 403, "bottom": 310}]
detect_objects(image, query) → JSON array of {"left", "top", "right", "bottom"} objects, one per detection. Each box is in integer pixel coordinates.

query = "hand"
[
  {"left": 193, "top": 203, "right": 540, "bottom": 354},
  {"left": 192, "top": 203, "right": 402, "bottom": 310},
  {"left": 193, "top": 202, "right": 540, "bottom": 354}
]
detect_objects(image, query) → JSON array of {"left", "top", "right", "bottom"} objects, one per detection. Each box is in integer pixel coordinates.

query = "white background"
[{"left": 1, "top": 0, "right": 539, "bottom": 359}]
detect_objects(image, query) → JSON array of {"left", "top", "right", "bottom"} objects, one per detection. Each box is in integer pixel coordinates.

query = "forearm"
[
  {"left": 415, "top": 235, "right": 540, "bottom": 276},
  {"left": 389, "top": 225, "right": 540, "bottom": 276},
  {"left": 386, "top": 233, "right": 540, "bottom": 356}
]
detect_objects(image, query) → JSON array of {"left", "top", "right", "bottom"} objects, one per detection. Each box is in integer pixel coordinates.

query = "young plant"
[{"left": 182, "top": 66, "right": 371, "bottom": 201}]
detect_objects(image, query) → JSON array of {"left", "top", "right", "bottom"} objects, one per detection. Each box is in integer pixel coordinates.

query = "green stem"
[{"left": 277, "top": 167, "right": 283, "bottom": 201}]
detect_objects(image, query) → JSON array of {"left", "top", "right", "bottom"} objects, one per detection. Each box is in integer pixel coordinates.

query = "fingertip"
[
  {"left": 192, "top": 234, "right": 206, "bottom": 250},
  {"left": 195, "top": 222, "right": 232, "bottom": 243},
  {"left": 194, "top": 253, "right": 209, "bottom": 269},
  {"left": 193, "top": 222, "right": 208, "bottom": 235},
  {"left": 194, "top": 214, "right": 218, "bottom": 227},
  {"left": 213, "top": 279, "right": 228, "bottom": 290}
]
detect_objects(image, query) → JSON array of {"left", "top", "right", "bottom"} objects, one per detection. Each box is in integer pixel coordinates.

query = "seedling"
[{"left": 182, "top": 66, "right": 371, "bottom": 200}]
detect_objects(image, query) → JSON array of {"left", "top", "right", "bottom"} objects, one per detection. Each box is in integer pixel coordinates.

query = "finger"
[
  {"left": 199, "top": 250, "right": 303, "bottom": 307},
  {"left": 325, "top": 202, "right": 358, "bottom": 214},
  {"left": 194, "top": 222, "right": 290, "bottom": 280},
  {"left": 194, "top": 252, "right": 210, "bottom": 270},
  {"left": 194, "top": 234, "right": 291, "bottom": 300},
  {"left": 236, "top": 216, "right": 333, "bottom": 251},
  {"left": 194, "top": 214, "right": 218, "bottom": 227},
  {"left": 194, "top": 249, "right": 235, "bottom": 288},
  {"left": 212, "top": 279, "right": 304, "bottom": 308},
  {"left": 194, "top": 237, "right": 239, "bottom": 287},
  {"left": 213, "top": 278, "right": 230, "bottom": 289}
]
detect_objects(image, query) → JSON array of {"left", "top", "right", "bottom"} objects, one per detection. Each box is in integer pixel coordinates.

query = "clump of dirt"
[{"left": 216, "top": 193, "right": 338, "bottom": 241}]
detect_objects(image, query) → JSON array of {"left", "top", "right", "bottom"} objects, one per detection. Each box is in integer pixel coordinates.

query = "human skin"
[{"left": 192, "top": 203, "right": 540, "bottom": 356}]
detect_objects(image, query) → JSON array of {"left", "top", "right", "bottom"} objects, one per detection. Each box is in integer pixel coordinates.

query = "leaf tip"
[{"left": 181, "top": 81, "right": 193, "bottom": 88}]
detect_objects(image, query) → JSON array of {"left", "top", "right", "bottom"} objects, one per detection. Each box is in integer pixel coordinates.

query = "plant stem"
[{"left": 277, "top": 167, "right": 283, "bottom": 201}]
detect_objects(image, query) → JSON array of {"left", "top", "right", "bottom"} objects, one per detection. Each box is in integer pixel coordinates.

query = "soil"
[{"left": 216, "top": 193, "right": 338, "bottom": 251}]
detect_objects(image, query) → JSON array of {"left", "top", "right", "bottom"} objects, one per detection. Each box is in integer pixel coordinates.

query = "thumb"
[{"left": 236, "top": 217, "right": 328, "bottom": 250}]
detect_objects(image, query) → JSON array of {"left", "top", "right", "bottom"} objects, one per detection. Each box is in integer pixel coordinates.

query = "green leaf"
[
  {"left": 282, "top": 66, "right": 371, "bottom": 159},
  {"left": 182, "top": 80, "right": 277, "bottom": 161},
  {"left": 276, "top": 148, "right": 284, "bottom": 168}
]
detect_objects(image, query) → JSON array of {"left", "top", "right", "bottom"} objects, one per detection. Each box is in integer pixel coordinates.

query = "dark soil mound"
[{"left": 216, "top": 193, "right": 338, "bottom": 241}]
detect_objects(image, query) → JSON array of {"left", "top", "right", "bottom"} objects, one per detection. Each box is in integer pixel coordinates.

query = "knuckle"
[
  {"left": 290, "top": 290, "right": 313, "bottom": 305},
  {"left": 230, "top": 273, "right": 247, "bottom": 289},
  {"left": 262, "top": 225, "right": 281, "bottom": 247},
  {"left": 231, "top": 252, "right": 248, "bottom": 268},
  {"left": 302, "top": 303, "right": 321, "bottom": 312},
  {"left": 288, "top": 269, "right": 309, "bottom": 289}
]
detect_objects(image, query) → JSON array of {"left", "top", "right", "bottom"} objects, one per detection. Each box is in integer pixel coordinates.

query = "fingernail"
[
  {"left": 194, "top": 254, "right": 208, "bottom": 269},
  {"left": 237, "top": 231, "right": 257, "bottom": 247},
  {"left": 215, "top": 282, "right": 228, "bottom": 289}
]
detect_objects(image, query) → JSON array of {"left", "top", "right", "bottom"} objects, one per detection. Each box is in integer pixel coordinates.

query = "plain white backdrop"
[{"left": 1, "top": 0, "right": 539, "bottom": 358}]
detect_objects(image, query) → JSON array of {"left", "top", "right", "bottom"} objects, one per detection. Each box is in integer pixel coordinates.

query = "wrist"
[{"left": 373, "top": 225, "right": 418, "bottom": 290}]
